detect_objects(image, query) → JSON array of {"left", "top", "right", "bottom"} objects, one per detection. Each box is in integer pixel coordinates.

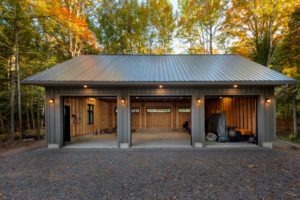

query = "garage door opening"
[
  {"left": 205, "top": 96, "right": 258, "bottom": 147},
  {"left": 130, "top": 96, "right": 192, "bottom": 148},
  {"left": 63, "top": 96, "right": 117, "bottom": 148}
]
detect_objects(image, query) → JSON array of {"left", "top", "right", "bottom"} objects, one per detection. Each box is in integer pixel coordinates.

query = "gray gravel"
[{"left": 0, "top": 148, "right": 299, "bottom": 200}]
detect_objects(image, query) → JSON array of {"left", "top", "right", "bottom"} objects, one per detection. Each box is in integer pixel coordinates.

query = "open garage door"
[
  {"left": 205, "top": 96, "right": 258, "bottom": 147},
  {"left": 130, "top": 96, "right": 192, "bottom": 148},
  {"left": 62, "top": 96, "right": 117, "bottom": 148}
]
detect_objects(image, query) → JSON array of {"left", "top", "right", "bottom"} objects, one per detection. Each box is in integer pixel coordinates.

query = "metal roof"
[{"left": 22, "top": 55, "right": 296, "bottom": 86}]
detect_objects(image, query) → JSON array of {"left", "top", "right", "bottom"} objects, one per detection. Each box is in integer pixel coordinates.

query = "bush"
[{"left": 289, "top": 134, "right": 296, "bottom": 141}]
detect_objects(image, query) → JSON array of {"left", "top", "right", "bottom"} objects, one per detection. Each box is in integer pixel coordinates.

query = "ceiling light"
[{"left": 83, "top": 85, "right": 88, "bottom": 88}]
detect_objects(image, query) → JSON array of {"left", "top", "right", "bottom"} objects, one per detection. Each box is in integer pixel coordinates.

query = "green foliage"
[
  {"left": 95, "top": 0, "right": 175, "bottom": 54},
  {"left": 177, "top": 0, "right": 228, "bottom": 54},
  {"left": 222, "top": 0, "right": 297, "bottom": 66}
]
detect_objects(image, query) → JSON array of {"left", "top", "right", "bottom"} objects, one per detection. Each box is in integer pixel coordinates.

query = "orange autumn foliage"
[{"left": 28, "top": 0, "right": 97, "bottom": 57}]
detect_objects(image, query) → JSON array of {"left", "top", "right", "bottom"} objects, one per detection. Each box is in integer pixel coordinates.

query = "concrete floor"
[
  {"left": 132, "top": 131, "right": 192, "bottom": 148},
  {"left": 64, "top": 134, "right": 117, "bottom": 148},
  {"left": 63, "top": 132, "right": 257, "bottom": 149},
  {"left": 205, "top": 141, "right": 258, "bottom": 148}
]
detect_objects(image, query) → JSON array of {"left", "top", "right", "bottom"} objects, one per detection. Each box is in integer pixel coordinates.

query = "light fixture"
[
  {"left": 49, "top": 98, "right": 54, "bottom": 104},
  {"left": 197, "top": 98, "right": 201, "bottom": 103},
  {"left": 136, "top": 96, "right": 139, "bottom": 99},
  {"left": 159, "top": 85, "right": 163, "bottom": 88},
  {"left": 88, "top": 98, "right": 95, "bottom": 101},
  {"left": 265, "top": 98, "right": 271, "bottom": 103},
  {"left": 83, "top": 85, "right": 88, "bottom": 88},
  {"left": 233, "top": 84, "right": 238, "bottom": 88},
  {"left": 219, "top": 96, "right": 223, "bottom": 99},
  {"left": 121, "top": 99, "right": 125, "bottom": 103}
]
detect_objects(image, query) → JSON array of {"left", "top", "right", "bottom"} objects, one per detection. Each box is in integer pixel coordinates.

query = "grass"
[{"left": 277, "top": 134, "right": 300, "bottom": 144}]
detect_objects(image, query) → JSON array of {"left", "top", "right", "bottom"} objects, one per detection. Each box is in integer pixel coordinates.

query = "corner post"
[
  {"left": 117, "top": 90, "right": 130, "bottom": 148},
  {"left": 192, "top": 94, "right": 205, "bottom": 147}
]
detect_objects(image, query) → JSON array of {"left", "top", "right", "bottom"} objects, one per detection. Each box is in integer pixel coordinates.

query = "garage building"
[{"left": 22, "top": 55, "right": 296, "bottom": 148}]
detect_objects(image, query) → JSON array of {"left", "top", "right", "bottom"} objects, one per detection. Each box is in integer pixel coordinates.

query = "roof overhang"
[{"left": 21, "top": 80, "right": 297, "bottom": 87}]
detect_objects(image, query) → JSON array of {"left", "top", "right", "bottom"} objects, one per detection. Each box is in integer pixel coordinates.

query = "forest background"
[{"left": 0, "top": 0, "right": 299, "bottom": 142}]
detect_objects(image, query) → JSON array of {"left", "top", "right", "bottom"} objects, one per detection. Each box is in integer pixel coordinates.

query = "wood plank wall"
[
  {"left": 64, "top": 97, "right": 117, "bottom": 137},
  {"left": 205, "top": 97, "right": 257, "bottom": 134},
  {"left": 131, "top": 102, "right": 191, "bottom": 129}
]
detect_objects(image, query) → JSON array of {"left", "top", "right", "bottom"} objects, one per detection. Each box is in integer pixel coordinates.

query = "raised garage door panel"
[{"left": 146, "top": 111, "right": 172, "bottom": 128}]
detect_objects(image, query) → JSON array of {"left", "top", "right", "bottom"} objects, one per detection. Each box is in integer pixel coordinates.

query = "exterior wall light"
[
  {"left": 121, "top": 99, "right": 125, "bottom": 103},
  {"left": 219, "top": 96, "right": 223, "bottom": 99},
  {"left": 83, "top": 85, "right": 88, "bottom": 88},
  {"left": 265, "top": 98, "right": 271, "bottom": 103},
  {"left": 197, "top": 98, "right": 201, "bottom": 103},
  {"left": 233, "top": 84, "right": 238, "bottom": 88},
  {"left": 49, "top": 98, "right": 54, "bottom": 104},
  {"left": 159, "top": 85, "right": 163, "bottom": 88}
]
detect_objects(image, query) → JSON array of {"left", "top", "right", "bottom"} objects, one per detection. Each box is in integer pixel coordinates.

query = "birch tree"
[{"left": 177, "top": 0, "right": 228, "bottom": 54}]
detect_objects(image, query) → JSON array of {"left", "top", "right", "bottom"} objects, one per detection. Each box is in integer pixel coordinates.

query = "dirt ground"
[{"left": 0, "top": 139, "right": 46, "bottom": 157}]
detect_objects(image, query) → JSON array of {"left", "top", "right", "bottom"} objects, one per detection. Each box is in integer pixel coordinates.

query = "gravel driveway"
[{"left": 0, "top": 148, "right": 299, "bottom": 200}]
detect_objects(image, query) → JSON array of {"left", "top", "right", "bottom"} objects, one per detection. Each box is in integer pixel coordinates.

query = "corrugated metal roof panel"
[{"left": 22, "top": 55, "right": 296, "bottom": 85}]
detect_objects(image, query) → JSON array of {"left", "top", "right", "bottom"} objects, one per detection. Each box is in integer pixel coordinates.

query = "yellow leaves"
[{"left": 282, "top": 66, "right": 298, "bottom": 78}]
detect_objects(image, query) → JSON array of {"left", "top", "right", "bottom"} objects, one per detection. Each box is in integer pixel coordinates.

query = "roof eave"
[{"left": 21, "top": 80, "right": 297, "bottom": 87}]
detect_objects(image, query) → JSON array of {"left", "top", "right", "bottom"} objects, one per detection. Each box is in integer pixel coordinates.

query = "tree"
[
  {"left": 96, "top": 0, "right": 147, "bottom": 54},
  {"left": 222, "top": 0, "right": 297, "bottom": 66},
  {"left": 95, "top": 0, "right": 175, "bottom": 54},
  {"left": 272, "top": 7, "right": 300, "bottom": 136},
  {"left": 177, "top": 0, "right": 228, "bottom": 54},
  {"left": 32, "top": 0, "right": 98, "bottom": 58},
  {"left": 0, "top": 0, "right": 99, "bottom": 141},
  {"left": 147, "top": 0, "right": 175, "bottom": 54}
]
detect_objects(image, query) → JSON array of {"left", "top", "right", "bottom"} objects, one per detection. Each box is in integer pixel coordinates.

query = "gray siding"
[{"left": 45, "top": 86, "right": 275, "bottom": 148}]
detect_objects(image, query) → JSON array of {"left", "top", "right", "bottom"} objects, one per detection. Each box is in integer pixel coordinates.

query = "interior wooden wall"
[
  {"left": 64, "top": 97, "right": 116, "bottom": 137},
  {"left": 131, "top": 102, "right": 191, "bottom": 129},
  {"left": 205, "top": 97, "right": 257, "bottom": 134}
]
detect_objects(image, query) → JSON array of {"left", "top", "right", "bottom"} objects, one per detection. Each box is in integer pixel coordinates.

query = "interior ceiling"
[
  {"left": 64, "top": 96, "right": 191, "bottom": 102},
  {"left": 205, "top": 96, "right": 257, "bottom": 99},
  {"left": 131, "top": 96, "right": 191, "bottom": 102}
]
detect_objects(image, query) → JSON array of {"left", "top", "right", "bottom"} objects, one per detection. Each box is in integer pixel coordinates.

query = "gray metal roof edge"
[{"left": 21, "top": 80, "right": 297, "bottom": 87}]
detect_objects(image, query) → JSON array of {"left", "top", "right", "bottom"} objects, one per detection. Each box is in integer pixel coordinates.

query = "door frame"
[{"left": 128, "top": 94, "right": 193, "bottom": 147}]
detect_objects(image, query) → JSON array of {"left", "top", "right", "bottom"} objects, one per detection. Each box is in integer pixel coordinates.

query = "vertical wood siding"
[
  {"left": 63, "top": 97, "right": 117, "bottom": 136},
  {"left": 205, "top": 97, "right": 257, "bottom": 134},
  {"left": 130, "top": 102, "right": 191, "bottom": 129}
]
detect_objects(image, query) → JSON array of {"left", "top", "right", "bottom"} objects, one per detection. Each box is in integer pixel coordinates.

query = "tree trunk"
[
  {"left": 30, "top": 104, "right": 36, "bottom": 130},
  {"left": 26, "top": 105, "right": 30, "bottom": 129},
  {"left": 293, "top": 97, "right": 298, "bottom": 137},
  {"left": 9, "top": 57, "right": 16, "bottom": 141},
  {"left": 266, "top": 18, "right": 273, "bottom": 67},
  {"left": 16, "top": 30, "right": 22, "bottom": 140},
  {"left": 36, "top": 92, "right": 40, "bottom": 139},
  {"left": 0, "top": 111, "right": 5, "bottom": 132},
  {"left": 209, "top": 25, "right": 213, "bottom": 55}
]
